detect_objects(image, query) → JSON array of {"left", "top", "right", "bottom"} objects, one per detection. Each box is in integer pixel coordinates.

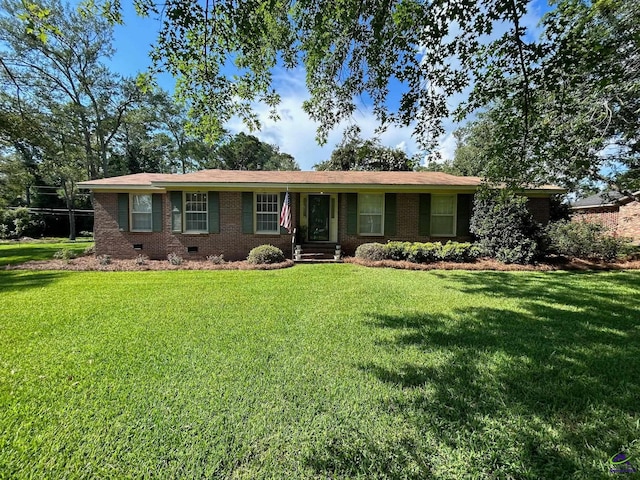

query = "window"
[
  {"left": 431, "top": 194, "right": 456, "bottom": 236},
  {"left": 359, "top": 193, "right": 384, "bottom": 235},
  {"left": 185, "top": 192, "right": 207, "bottom": 233},
  {"left": 256, "top": 193, "right": 279, "bottom": 233},
  {"left": 131, "top": 194, "right": 152, "bottom": 231}
]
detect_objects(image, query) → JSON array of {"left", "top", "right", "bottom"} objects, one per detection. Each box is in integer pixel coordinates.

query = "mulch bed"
[
  {"left": 5, "top": 256, "right": 294, "bottom": 271},
  {"left": 5, "top": 255, "right": 640, "bottom": 272},
  {"left": 344, "top": 256, "right": 640, "bottom": 271}
]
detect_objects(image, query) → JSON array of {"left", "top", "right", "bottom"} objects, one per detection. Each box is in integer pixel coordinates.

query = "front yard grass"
[
  {"left": 1, "top": 265, "right": 639, "bottom": 478},
  {"left": 0, "top": 239, "right": 93, "bottom": 267}
]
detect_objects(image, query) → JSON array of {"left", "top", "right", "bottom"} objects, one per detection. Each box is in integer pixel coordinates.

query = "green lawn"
[
  {"left": 0, "top": 239, "right": 93, "bottom": 266},
  {"left": 1, "top": 265, "right": 639, "bottom": 479}
]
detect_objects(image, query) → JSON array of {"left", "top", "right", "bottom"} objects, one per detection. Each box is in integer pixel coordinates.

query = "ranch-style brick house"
[{"left": 79, "top": 169, "right": 564, "bottom": 260}]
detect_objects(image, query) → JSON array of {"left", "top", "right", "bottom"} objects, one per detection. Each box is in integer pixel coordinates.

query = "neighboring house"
[
  {"left": 79, "top": 170, "right": 564, "bottom": 260},
  {"left": 570, "top": 191, "right": 640, "bottom": 243}
]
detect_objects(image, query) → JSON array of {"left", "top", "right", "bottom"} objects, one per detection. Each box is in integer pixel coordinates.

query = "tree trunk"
[
  {"left": 67, "top": 205, "right": 76, "bottom": 240},
  {"left": 63, "top": 184, "right": 76, "bottom": 241},
  {"left": 67, "top": 200, "right": 76, "bottom": 241}
]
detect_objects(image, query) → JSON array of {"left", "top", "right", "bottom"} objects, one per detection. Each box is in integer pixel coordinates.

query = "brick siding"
[
  {"left": 571, "top": 201, "right": 640, "bottom": 243},
  {"left": 94, "top": 191, "right": 554, "bottom": 259},
  {"left": 93, "top": 192, "right": 297, "bottom": 261},
  {"left": 337, "top": 193, "right": 473, "bottom": 256}
]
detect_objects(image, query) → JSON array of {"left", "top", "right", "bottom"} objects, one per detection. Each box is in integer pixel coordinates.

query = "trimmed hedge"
[
  {"left": 355, "top": 243, "right": 386, "bottom": 261},
  {"left": 247, "top": 245, "right": 285, "bottom": 264},
  {"left": 356, "top": 241, "right": 481, "bottom": 263}
]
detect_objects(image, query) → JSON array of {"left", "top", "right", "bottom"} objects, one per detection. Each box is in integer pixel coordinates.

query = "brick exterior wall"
[
  {"left": 571, "top": 206, "right": 619, "bottom": 231},
  {"left": 94, "top": 192, "right": 168, "bottom": 259},
  {"left": 93, "top": 192, "right": 298, "bottom": 261},
  {"left": 94, "top": 191, "right": 555, "bottom": 259},
  {"left": 571, "top": 201, "right": 640, "bottom": 243},
  {"left": 336, "top": 193, "right": 473, "bottom": 256},
  {"left": 617, "top": 201, "right": 640, "bottom": 242}
]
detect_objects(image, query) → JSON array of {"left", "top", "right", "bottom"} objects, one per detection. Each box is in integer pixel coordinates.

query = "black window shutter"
[
  {"left": 170, "top": 191, "right": 182, "bottom": 232},
  {"left": 242, "top": 192, "right": 253, "bottom": 234},
  {"left": 346, "top": 193, "right": 358, "bottom": 235},
  {"left": 117, "top": 193, "right": 129, "bottom": 232},
  {"left": 418, "top": 193, "right": 431, "bottom": 236},
  {"left": 208, "top": 192, "right": 220, "bottom": 233},
  {"left": 456, "top": 194, "right": 473, "bottom": 237},
  {"left": 152, "top": 194, "right": 163, "bottom": 232},
  {"left": 384, "top": 193, "right": 397, "bottom": 236}
]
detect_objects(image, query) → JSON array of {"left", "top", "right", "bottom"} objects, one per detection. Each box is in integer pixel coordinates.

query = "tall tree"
[
  {"left": 314, "top": 128, "right": 415, "bottom": 171},
  {"left": 0, "top": 0, "right": 137, "bottom": 179},
  {"left": 209, "top": 133, "right": 299, "bottom": 171},
  {"left": 452, "top": 0, "right": 640, "bottom": 191}
]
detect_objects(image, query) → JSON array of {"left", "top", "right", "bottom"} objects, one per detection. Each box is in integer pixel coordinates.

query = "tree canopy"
[
  {"left": 314, "top": 128, "right": 416, "bottom": 171},
  {"left": 208, "top": 133, "right": 299, "bottom": 171},
  {"left": 113, "top": 0, "right": 638, "bottom": 191}
]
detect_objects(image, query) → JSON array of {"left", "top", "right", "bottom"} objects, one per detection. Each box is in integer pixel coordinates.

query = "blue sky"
[{"left": 107, "top": 2, "right": 548, "bottom": 171}]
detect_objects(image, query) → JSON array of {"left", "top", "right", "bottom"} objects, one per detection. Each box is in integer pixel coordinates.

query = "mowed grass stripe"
[
  {"left": 1, "top": 266, "right": 639, "bottom": 479},
  {"left": 0, "top": 241, "right": 93, "bottom": 267}
]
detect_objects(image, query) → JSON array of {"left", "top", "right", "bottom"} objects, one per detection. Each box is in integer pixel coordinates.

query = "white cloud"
[
  {"left": 437, "top": 132, "right": 458, "bottom": 161},
  {"left": 227, "top": 70, "right": 420, "bottom": 170}
]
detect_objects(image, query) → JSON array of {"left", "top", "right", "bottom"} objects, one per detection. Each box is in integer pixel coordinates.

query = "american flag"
[{"left": 280, "top": 191, "right": 292, "bottom": 233}]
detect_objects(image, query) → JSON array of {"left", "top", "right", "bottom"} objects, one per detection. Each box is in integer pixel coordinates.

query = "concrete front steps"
[{"left": 293, "top": 244, "right": 343, "bottom": 263}]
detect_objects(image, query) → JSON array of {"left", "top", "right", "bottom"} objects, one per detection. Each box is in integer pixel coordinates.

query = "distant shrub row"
[
  {"left": 545, "top": 220, "right": 631, "bottom": 262},
  {"left": 355, "top": 241, "right": 482, "bottom": 263},
  {"left": 0, "top": 208, "right": 44, "bottom": 239}
]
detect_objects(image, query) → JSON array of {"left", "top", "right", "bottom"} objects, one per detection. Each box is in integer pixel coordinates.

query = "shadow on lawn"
[
  {"left": 0, "top": 245, "right": 79, "bottom": 266},
  {"left": 0, "top": 270, "right": 69, "bottom": 292},
  {"left": 308, "top": 271, "right": 640, "bottom": 479}
]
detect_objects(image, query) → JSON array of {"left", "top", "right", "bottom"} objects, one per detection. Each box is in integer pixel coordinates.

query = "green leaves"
[
  {"left": 314, "top": 128, "right": 416, "bottom": 171},
  {"left": 17, "top": 2, "right": 60, "bottom": 43}
]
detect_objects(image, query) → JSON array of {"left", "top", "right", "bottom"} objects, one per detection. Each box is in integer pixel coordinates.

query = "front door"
[{"left": 308, "top": 195, "right": 330, "bottom": 241}]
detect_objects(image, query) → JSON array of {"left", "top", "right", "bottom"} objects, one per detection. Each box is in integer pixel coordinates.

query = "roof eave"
[
  {"left": 570, "top": 203, "right": 618, "bottom": 210},
  {"left": 150, "top": 181, "right": 481, "bottom": 191},
  {"left": 78, "top": 184, "right": 166, "bottom": 192}
]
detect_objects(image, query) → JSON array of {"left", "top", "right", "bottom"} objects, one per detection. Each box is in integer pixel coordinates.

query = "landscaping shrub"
[
  {"left": 83, "top": 245, "right": 96, "bottom": 256},
  {"left": 134, "top": 254, "right": 149, "bottom": 266},
  {"left": 545, "top": 220, "right": 631, "bottom": 261},
  {"left": 167, "top": 252, "right": 183, "bottom": 265},
  {"left": 206, "top": 254, "right": 226, "bottom": 264},
  {"left": 355, "top": 243, "right": 385, "bottom": 261},
  {"left": 406, "top": 242, "right": 442, "bottom": 263},
  {"left": 53, "top": 249, "right": 76, "bottom": 261},
  {"left": 247, "top": 245, "right": 285, "bottom": 264},
  {"left": 440, "top": 241, "right": 482, "bottom": 262},
  {"left": 470, "top": 188, "right": 542, "bottom": 264},
  {"left": 383, "top": 241, "right": 411, "bottom": 261},
  {"left": 0, "top": 208, "right": 44, "bottom": 239},
  {"left": 357, "top": 241, "right": 482, "bottom": 264},
  {"left": 97, "top": 254, "right": 112, "bottom": 266}
]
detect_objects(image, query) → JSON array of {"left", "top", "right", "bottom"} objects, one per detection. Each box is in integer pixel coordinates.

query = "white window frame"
[
  {"left": 184, "top": 192, "right": 208, "bottom": 234},
  {"left": 358, "top": 193, "right": 384, "bottom": 236},
  {"left": 431, "top": 194, "right": 457, "bottom": 237},
  {"left": 130, "top": 193, "right": 153, "bottom": 232},
  {"left": 255, "top": 193, "right": 280, "bottom": 234}
]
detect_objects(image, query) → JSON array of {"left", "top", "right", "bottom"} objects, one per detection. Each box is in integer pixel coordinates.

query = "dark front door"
[{"left": 308, "top": 195, "right": 330, "bottom": 241}]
